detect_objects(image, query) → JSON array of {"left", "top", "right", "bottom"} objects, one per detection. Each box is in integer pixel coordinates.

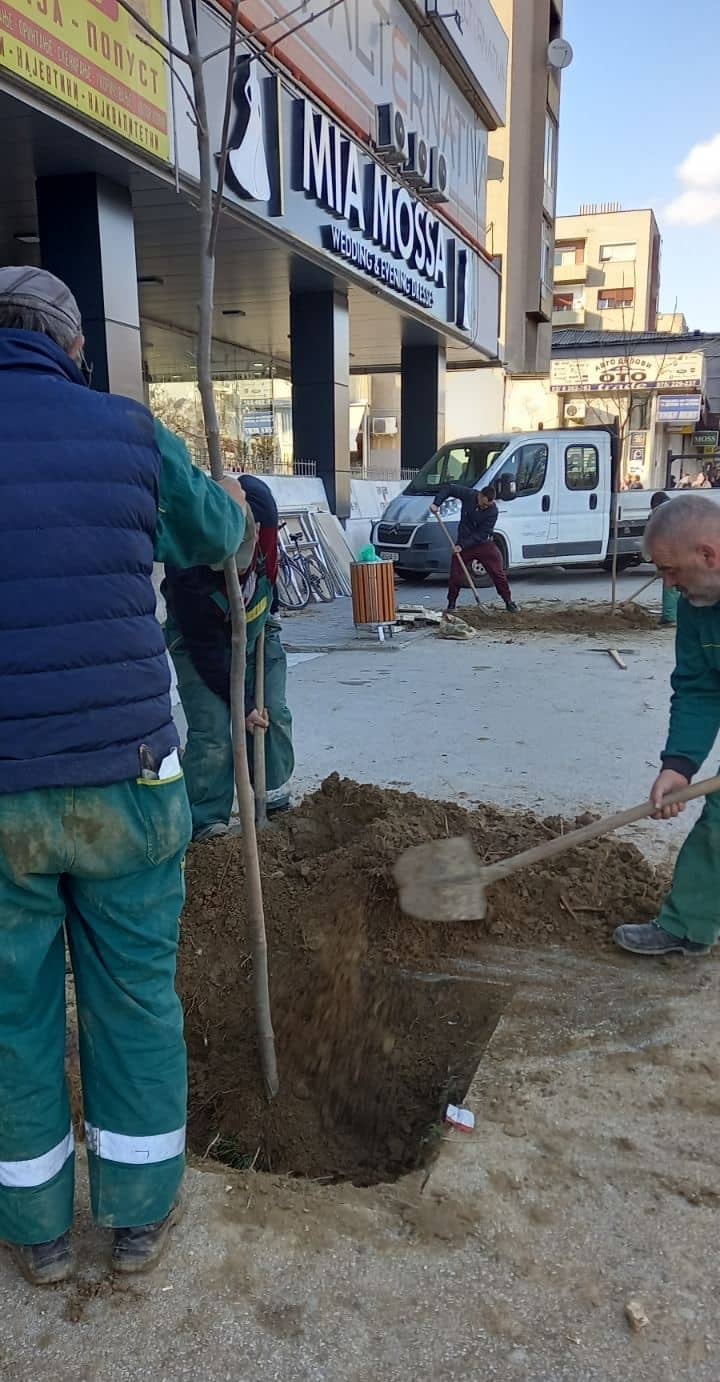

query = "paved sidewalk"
[{"left": 2, "top": 948, "right": 718, "bottom": 1382}]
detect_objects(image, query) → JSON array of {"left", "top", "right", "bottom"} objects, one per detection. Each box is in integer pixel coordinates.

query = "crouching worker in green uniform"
[
  {"left": 615, "top": 494, "right": 720, "bottom": 957},
  {"left": 0, "top": 267, "right": 248, "bottom": 1285},
  {"left": 163, "top": 474, "right": 294, "bottom": 841}
]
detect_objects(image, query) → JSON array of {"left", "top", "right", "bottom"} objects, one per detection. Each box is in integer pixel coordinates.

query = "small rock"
[{"left": 625, "top": 1298, "right": 649, "bottom": 1331}]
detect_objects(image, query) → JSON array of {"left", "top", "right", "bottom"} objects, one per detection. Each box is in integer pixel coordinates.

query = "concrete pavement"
[{"left": 4, "top": 567, "right": 719, "bottom": 1381}]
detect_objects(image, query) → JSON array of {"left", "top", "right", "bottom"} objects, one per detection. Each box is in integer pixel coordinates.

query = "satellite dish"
[{"left": 547, "top": 37, "right": 574, "bottom": 70}]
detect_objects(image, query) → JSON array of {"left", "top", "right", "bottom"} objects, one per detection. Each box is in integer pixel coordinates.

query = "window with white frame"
[
  {"left": 599, "top": 242, "right": 636, "bottom": 262},
  {"left": 541, "top": 219, "right": 554, "bottom": 294},
  {"left": 553, "top": 289, "right": 585, "bottom": 312},
  {"left": 543, "top": 115, "right": 558, "bottom": 214}
]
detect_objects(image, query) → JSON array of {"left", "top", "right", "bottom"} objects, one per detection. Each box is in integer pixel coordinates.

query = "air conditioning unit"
[
  {"left": 425, "top": 147, "right": 450, "bottom": 203},
  {"left": 372, "top": 415, "right": 398, "bottom": 436},
  {"left": 376, "top": 104, "right": 408, "bottom": 165},
  {"left": 404, "top": 133, "right": 431, "bottom": 188},
  {"left": 565, "top": 401, "right": 587, "bottom": 422}
]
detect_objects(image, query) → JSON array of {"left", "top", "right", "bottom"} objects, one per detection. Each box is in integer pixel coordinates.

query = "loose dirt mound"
[
  {"left": 455, "top": 602, "right": 658, "bottom": 635},
  {"left": 179, "top": 776, "right": 668, "bottom": 1183}
]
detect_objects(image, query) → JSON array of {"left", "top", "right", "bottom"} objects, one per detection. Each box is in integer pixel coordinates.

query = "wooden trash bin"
[{"left": 350, "top": 559, "right": 396, "bottom": 629}]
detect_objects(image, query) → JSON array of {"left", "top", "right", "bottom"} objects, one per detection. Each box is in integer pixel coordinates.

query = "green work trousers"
[
  {"left": 657, "top": 787, "right": 720, "bottom": 946},
  {"left": 0, "top": 775, "right": 191, "bottom": 1245},
  {"left": 167, "top": 617, "right": 295, "bottom": 836}
]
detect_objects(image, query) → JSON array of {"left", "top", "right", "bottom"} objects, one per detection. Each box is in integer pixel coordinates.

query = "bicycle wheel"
[
  {"left": 277, "top": 553, "right": 311, "bottom": 610},
  {"left": 305, "top": 554, "right": 335, "bottom": 603}
]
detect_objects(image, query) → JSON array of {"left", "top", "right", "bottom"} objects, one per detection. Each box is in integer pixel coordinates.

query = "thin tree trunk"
[
  {"left": 609, "top": 486, "right": 620, "bottom": 613},
  {"left": 178, "top": 0, "right": 279, "bottom": 1099}
]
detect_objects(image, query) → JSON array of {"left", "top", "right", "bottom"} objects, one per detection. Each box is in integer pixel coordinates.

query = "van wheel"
[
  {"left": 468, "top": 539, "right": 508, "bottom": 590},
  {"left": 395, "top": 569, "right": 428, "bottom": 582}
]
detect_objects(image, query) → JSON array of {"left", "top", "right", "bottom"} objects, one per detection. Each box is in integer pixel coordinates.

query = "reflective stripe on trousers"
[
  {"left": 0, "top": 1129, "right": 74, "bottom": 1188},
  {"left": 84, "top": 1124, "right": 185, "bottom": 1165}
]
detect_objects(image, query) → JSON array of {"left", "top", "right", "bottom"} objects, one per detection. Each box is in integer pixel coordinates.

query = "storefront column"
[
  {"left": 36, "top": 174, "right": 143, "bottom": 401},
  {"left": 400, "top": 344, "right": 446, "bottom": 473},
  {"left": 290, "top": 289, "right": 350, "bottom": 516}
]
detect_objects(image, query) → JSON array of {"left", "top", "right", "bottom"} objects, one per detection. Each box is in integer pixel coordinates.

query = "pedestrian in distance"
[
  {"left": 615, "top": 495, "right": 720, "bottom": 957},
  {"left": 430, "top": 482, "right": 518, "bottom": 613},
  {"left": 0, "top": 266, "right": 248, "bottom": 1285}
]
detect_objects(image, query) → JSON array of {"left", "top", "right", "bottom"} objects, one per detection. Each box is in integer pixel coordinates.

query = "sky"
[{"left": 557, "top": 0, "right": 720, "bottom": 330}]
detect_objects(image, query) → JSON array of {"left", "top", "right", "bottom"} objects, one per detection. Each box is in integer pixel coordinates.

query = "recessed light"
[
  {"left": 137, "top": 275, "right": 164, "bottom": 286},
  {"left": 221, "top": 308, "right": 246, "bottom": 317},
  {"left": 14, "top": 232, "right": 40, "bottom": 245}
]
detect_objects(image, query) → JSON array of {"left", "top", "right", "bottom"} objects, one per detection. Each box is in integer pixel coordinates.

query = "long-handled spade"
[
  {"left": 253, "top": 629, "right": 268, "bottom": 829},
  {"left": 433, "top": 511, "right": 484, "bottom": 609},
  {"left": 394, "top": 775, "right": 720, "bottom": 922}
]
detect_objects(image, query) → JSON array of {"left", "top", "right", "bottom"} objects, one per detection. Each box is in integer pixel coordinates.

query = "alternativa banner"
[{"left": 0, "top": 0, "right": 169, "bottom": 160}]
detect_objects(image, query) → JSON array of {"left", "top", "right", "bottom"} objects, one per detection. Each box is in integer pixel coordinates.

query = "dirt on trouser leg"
[{"left": 179, "top": 775, "right": 670, "bottom": 1184}]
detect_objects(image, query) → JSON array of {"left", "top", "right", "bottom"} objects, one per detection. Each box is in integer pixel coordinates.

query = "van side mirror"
[{"left": 498, "top": 475, "right": 516, "bottom": 501}]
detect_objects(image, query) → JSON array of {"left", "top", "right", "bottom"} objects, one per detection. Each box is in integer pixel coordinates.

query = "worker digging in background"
[
  {"left": 649, "top": 491, "right": 681, "bottom": 627},
  {"left": 430, "top": 483, "right": 518, "bottom": 614},
  {"left": 0, "top": 267, "right": 247, "bottom": 1285},
  {"left": 163, "top": 474, "right": 294, "bottom": 840},
  {"left": 615, "top": 495, "right": 720, "bottom": 957}
]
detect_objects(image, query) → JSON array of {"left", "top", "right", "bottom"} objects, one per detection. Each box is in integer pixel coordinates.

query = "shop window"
[
  {"left": 565, "top": 444, "right": 599, "bottom": 491},
  {"left": 597, "top": 287, "right": 634, "bottom": 311}
]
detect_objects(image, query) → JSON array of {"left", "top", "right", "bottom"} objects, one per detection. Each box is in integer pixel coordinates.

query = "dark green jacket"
[{"left": 662, "top": 597, "right": 720, "bottom": 779}]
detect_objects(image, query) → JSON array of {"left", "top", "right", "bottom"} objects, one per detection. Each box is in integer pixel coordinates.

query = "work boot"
[
  {"left": 7, "top": 1232, "right": 73, "bottom": 1286},
  {"left": 192, "top": 822, "right": 228, "bottom": 842},
  {"left": 112, "top": 1200, "right": 182, "bottom": 1276},
  {"left": 613, "top": 920, "right": 710, "bottom": 957},
  {"left": 505, "top": 601, "right": 519, "bottom": 614}
]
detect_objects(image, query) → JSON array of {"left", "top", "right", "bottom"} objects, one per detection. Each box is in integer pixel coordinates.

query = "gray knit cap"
[{"left": 0, "top": 266, "right": 82, "bottom": 336}]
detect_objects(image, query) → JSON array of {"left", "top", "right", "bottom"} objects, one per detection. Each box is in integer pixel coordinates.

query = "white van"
[{"left": 372, "top": 428, "right": 653, "bottom": 580}]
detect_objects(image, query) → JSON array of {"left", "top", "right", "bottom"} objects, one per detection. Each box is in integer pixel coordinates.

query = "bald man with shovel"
[{"left": 615, "top": 494, "right": 720, "bottom": 956}]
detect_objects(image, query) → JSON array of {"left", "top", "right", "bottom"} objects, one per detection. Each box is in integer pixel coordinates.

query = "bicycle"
[{"left": 276, "top": 525, "right": 335, "bottom": 610}]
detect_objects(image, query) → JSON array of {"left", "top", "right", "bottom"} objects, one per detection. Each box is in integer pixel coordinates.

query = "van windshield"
[{"left": 404, "top": 440, "right": 509, "bottom": 495}]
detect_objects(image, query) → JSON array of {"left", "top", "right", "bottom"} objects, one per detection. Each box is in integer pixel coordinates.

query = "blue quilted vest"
[{"left": 0, "top": 330, "right": 178, "bottom": 794}]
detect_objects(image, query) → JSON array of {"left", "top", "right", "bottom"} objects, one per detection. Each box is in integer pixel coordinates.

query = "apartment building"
[
  {"left": 485, "top": 0, "right": 566, "bottom": 374},
  {"left": 552, "top": 205, "right": 661, "bottom": 332}
]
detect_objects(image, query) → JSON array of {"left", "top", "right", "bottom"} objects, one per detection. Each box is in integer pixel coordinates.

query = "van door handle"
[
  {"left": 589, "top": 494, "right": 598, "bottom": 510},
  {"left": 542, "top": 495, "right": 550, "bottom": 512}
]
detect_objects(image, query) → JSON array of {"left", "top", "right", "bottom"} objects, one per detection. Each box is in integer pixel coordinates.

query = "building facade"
[
  {"left": 0, "top": 0, "right": 510, "bottom": 513},
  {"left": 550, "top": 330, "right": 720, "bottom": 488},
  {"left": 553, "top": 205, "right": 661, "bottom": 333},
  {"left": 485, "top": 0, "right": 564, "bottom": 375}
]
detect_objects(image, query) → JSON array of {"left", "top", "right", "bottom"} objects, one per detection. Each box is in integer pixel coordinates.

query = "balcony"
[
  {"left": 552, "top": 306, "right": 586, "bottom": 326},
  {"left": 554, "top": 262, "right": 589, "bottom": 285}
]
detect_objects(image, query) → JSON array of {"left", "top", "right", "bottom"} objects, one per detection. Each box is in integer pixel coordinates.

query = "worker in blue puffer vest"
[{"left": 0, "top": 267, "right": 248, "bottom": 1286}]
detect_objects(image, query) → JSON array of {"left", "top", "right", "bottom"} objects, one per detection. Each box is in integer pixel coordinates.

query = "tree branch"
[
  {"left": 137, "top": 30, "right": 199, "bottom": 125},
  {"left": 209, "top": 0, "right": 240, "bottom": 261},
  {"left": 114, "top": 0, "right": 190, "bottom": 63}
]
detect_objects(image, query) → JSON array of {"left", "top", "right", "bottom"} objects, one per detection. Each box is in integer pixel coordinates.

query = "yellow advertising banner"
[{"left": 0, "top": 0, "right": 169, "bottom": 160}]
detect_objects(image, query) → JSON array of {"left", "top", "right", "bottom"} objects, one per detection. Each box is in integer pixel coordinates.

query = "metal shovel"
[{"left": 394, "top": 774, "right": 720, "bottom": 921}]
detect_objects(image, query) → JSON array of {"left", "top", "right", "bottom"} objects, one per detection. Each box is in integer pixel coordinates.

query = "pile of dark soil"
[
  {"left": 180, "top": 776, "right": 668, "bottom": 1183},
  {"left": 456, "top": 602, "right": 658, "bottom": 635}
]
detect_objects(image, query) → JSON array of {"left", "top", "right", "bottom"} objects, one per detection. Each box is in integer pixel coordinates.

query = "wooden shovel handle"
[
  {"left": 484, "top": 774, "right": 720, "bottom": 885},
  {"left": 433, "top": 512, "right": 483, "bottom": 607},
  {"left": 253, "top": 629, "right": 268, "bottom": 828}
]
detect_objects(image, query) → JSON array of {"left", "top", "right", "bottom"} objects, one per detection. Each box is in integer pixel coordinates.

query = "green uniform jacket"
[
  {"left": 662, "top": 597, "right": 720, "bottom": 779},
  {"left": 153, "top": 420, "right": 245, "bottom": 568}
]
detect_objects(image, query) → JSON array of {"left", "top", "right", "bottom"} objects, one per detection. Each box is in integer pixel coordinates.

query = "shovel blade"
[{"left": 394, "top": 835, "right": 487, "bottom": 922}]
